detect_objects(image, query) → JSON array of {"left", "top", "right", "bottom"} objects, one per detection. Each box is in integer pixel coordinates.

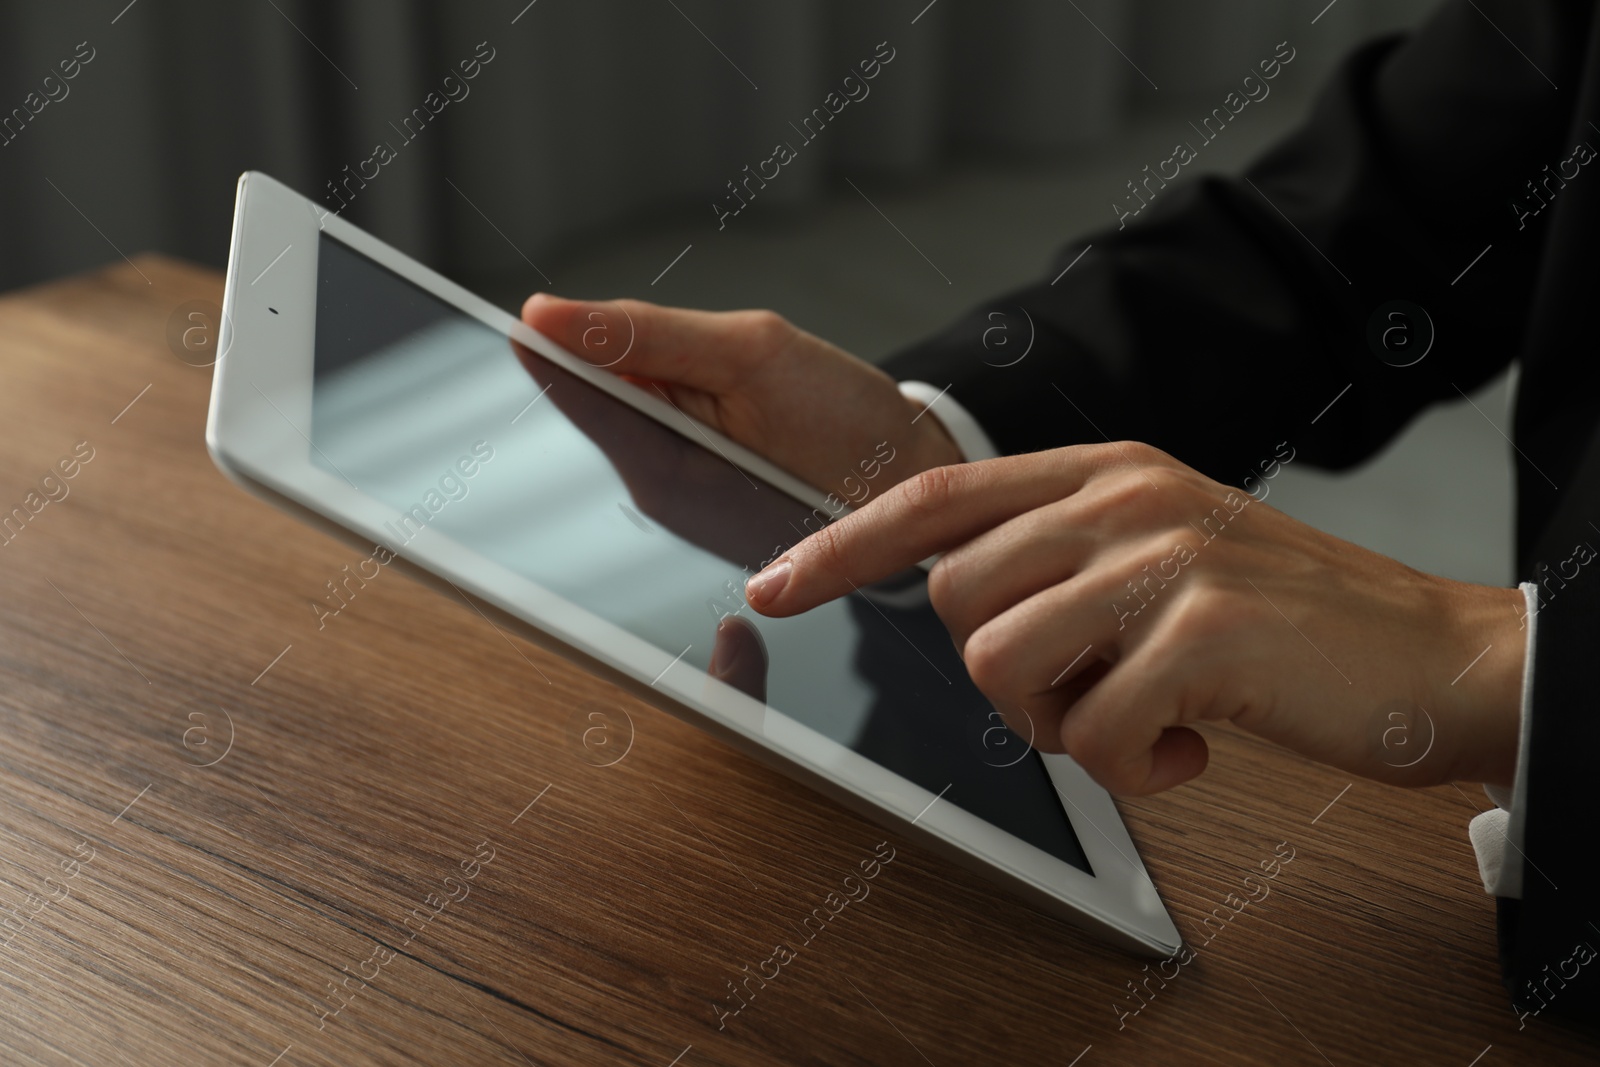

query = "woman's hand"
[
  {"left": 743, "top": 443, "right": 1527, "bottom": 796},
  {"left": 521, "top": 295, "right": 962, "bottom": 496}
]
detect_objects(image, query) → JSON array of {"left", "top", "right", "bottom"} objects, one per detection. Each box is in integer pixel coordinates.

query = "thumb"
[{"left": 521, "top": 294, "right": 776, "bottom": 393}]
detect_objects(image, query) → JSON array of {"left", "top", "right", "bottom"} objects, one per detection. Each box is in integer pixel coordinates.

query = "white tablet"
[{"left": 206, "top": 170, "right": 1181, "bottom": 956}]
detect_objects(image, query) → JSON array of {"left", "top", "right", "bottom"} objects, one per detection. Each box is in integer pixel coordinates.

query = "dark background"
[
  {"left": 2, "top": 0, "right": 1508, "bottom": 586},
  {"left": 0, "top": 1, "right": 1430, "bottom": 298}
]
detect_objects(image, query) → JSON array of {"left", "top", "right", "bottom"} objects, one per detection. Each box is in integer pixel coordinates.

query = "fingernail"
[{"left": 744, "top": 559, "right": 792, "bottom": 610}]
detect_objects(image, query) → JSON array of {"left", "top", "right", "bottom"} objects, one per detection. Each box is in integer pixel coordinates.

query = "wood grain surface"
[{"left": 0, "top": 256, "right": 1594, "bottom": 1066}]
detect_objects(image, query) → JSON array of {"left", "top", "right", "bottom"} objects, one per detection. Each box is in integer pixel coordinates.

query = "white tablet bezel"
[{"left": 206, "top": 170, "right": 1181, "bottom": 956}]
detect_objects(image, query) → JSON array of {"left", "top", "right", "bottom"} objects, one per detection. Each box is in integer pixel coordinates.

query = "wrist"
[
  {"left": 1434, "top": 581, "right": 1527, "bottom": 788},
  {"left": 897, "top": 391, "right": 965, "bottom": 474}
]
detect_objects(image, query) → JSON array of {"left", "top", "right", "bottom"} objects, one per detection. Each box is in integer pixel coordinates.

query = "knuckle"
[
  {"left": 1084, "top": 440, "right": 1182, "bottom": 488},
  {"left": 1086, "top": 464, "right": 1213, "bottom": 531},
  {"left": 925, "top": 554, "right": 962, "bottom": 617},
  {"left": 926, "top": 552, "right": 980, "bottom": 644},
  {"left": 1161, "top": 585, "right": 1232, "bottom": 645},
  {"left": 802, "top": 518, "right": 851, "bottom": 578},
  {"left": 1105, "top": 470, "right": 1152, "bottom": 506},
  {"left": 1092, "top": 470, "right": 1164, "bottom": 521},
  {"left": 898, "top": 464, "right": 961, "bottom": 518},
  {"left": 1094, "top": 439, "right": 1161, "bottom": 469},
  {"left": 1059, "top": 717, "right": 1112, "bottom": 779},
  {"left": 740, "top": 308, "right": 793, "bottom": 349},
  {"left": 1133, "top": 439, "right": 1179, "bottom": 466}
]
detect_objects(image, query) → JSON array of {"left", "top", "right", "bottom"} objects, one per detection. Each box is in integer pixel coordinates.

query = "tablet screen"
[{"left": 309, "top": 234, "right": 1091, "bottom": 876}]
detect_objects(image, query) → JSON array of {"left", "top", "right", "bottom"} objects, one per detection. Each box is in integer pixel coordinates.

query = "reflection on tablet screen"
[{"left": 309, "top": 234, "right": 1092, "bottom": 876}]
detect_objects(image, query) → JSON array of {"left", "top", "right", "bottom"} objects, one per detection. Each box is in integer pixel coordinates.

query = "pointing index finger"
[{"left": 745, "top": 451, "right": 1102, "bottom": 616}]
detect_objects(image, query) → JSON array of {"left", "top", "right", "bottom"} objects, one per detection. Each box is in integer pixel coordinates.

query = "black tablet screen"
[{"left": 309, "top": 233, "right": 1092, "bottom": 876}]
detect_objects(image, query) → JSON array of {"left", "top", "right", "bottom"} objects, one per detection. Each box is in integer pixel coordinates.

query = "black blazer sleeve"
[
  {"left": 882, "top": 1, "right": 1584, "bottom": 484},
  {"left": 884, "top": 0, "right": 1600, "bottom": 1027}
]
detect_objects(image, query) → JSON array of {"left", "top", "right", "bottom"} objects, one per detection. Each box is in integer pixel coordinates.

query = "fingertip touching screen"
[{"left": 309, "top": 233, "right": 1091, "bottom": 876}]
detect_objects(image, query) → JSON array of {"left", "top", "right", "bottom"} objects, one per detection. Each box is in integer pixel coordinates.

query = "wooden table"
[{"left": 0, "top": 256, "right": 1593, "bottom": 1066}]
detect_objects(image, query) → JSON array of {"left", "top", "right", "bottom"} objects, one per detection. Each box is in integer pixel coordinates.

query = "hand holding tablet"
[
  {"left": 519, "top": 293, "right": 963, "bottom": 502},
  {"left": 210, "top": 171, "right": 1181, "bottom": 955}
]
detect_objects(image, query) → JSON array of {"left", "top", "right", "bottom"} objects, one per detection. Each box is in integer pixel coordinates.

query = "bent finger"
[{"left": 1056, "top": 634, "right": 1210, "bottom": 796}]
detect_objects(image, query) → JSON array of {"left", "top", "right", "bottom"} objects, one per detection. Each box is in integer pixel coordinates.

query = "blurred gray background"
[{"left": 0, "top": 0, "right": 1512, "bottom": 585}]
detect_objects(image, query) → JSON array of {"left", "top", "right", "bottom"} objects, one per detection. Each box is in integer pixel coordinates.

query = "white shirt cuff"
[
  {"left": 897, "top": 381, "right": 1000, "bottom": 462},
  {"left": 1468, "top": 581, "right": 1537, "bottom": 898}
]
